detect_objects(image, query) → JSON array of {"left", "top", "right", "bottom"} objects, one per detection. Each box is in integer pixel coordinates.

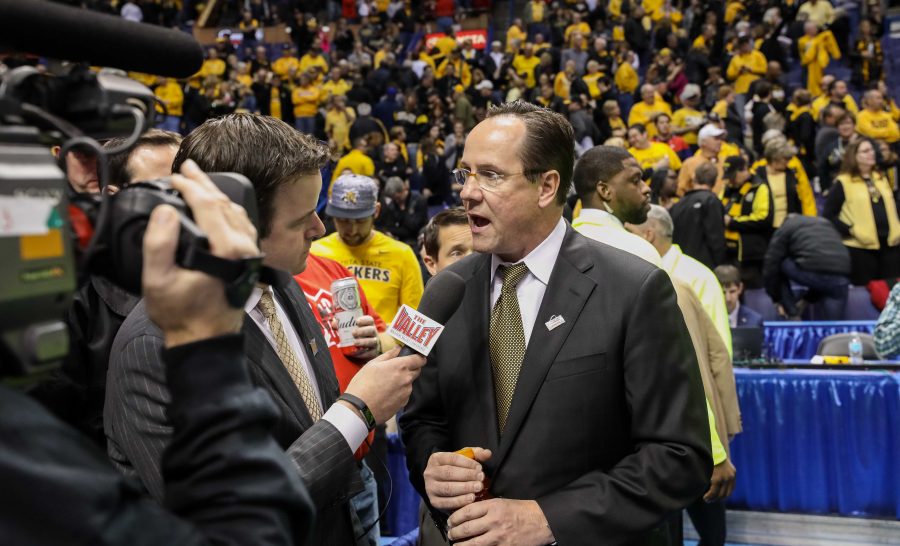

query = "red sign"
[{"left": 425, "top": 29, "right": 488, "bottom": 51}]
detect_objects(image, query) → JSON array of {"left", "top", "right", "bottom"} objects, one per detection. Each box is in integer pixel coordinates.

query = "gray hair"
[
  {"left": 646, "top": 204, "right": 674, "bottom": 240},
  {"left": 384, "top": 176, "right": 406, "bottom": 196}
]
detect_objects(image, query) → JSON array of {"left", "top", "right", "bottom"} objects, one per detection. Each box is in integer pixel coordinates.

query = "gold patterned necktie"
[
  {"left": 490, "top": 262, "right": 530, "bottom": 433},
  {"left": 258, "top": 290, "right": 323, "bottom": 421}
]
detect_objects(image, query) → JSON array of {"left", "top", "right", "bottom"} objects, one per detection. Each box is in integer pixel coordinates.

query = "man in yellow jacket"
[
  {"left": 857, "top": 89, "right": 900, "bottom": 144},
  {"left": 799, "top": 22, "right": 841, "bottom": 96},
  {"left": 726, "top": 36, "right": 766, "bottom": 95}
]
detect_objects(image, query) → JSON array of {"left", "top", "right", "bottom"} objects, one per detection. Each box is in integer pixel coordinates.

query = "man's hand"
[
  {"left": 447, "top": 498, "right": 555, "bottom": 546},
  {"left": 331, "top": 315, "right": 381, "bottom": 360},
  {"left": 704, "top": 459, "right": 736, "bottom": 503},
  {"left": 424, "top": 448, "right": 491, "bottom": 511},
  {"left": 343, "top": 347, "right": 425, "bottom": 423},
  {"left": 143, "top": 160, "right": 259, "bottom": 348}
]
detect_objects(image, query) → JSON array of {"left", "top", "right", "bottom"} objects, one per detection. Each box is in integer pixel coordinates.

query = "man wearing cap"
[
  {"left": 313, "top": 174, "right": 424, "bottom": 325},
  {"left": 677, "top": 124, "right": 734, "bottom": 196},
  {"left": 671, "top": 84, "right": 707, "bottom": 147},
  {"left": 473, "top": 79, "right": 500, "bottom": 109}
]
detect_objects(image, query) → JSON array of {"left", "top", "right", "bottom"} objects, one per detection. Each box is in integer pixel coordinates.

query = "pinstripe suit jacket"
[{"left": 104, "top": 275, "right": 364, "bottom": 546}]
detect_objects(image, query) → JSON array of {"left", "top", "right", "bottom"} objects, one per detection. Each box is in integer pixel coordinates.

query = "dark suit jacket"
[
  {"left": 105, "top": 272, "right": 364, "bottom": 546},
  {"left": 400, "top": 226, "right": 712, "bottom": 546},
  {"left": 736, "top": 305, "right": 764, "bottom": 328}
]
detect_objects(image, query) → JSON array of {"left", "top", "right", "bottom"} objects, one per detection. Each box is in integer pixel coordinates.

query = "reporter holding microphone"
[{"left": 2, "top": 162, "right": 314, "bottom": 544}]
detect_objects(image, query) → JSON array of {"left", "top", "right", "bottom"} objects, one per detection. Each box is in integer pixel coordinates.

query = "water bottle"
[{"left": 848, "top": 334, "right": 864, "bottom": 364}]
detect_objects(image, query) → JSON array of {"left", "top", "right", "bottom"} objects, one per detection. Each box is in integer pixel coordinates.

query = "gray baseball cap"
[{"left": 327, "top": 174, "right": 379, "bottom": 219}]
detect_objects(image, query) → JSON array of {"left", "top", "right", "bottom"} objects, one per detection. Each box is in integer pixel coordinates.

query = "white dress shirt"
[
  {"left": 490, "top": 218, "right": 567, "bottom": 346},
  {"left": 246, "top": 286, "right": 368, "bottom": 451}
]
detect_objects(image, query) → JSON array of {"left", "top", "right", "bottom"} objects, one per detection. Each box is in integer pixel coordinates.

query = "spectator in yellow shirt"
[
  {"left": 292, "top": 73, "right": 321, "bottom": 134},
  {"left": 436, "top": 49, "right": 472, "bottom": 88},
  {"left": 299, "top": 45, "right": 329, "bottom": 78},
  {"left": 564, "top": 12, "right": 591, "bottom": 50},
  {"left": 554, "top": 60, "right": 577, "bottom": 100},
  {"left": 312, "top": 175, "right": 424, "bottom": 323},
  {"left": 628, "top": 84, "right": 673, "bottom": 138},
  {"left": 614, "top": 51, "right": 639, "bottom": 95},
  {"left": 798, "top": 0, "right": 835, "bottom": 28},
  {"left": 857, "top": 89, "right": 900, "bottom": 144},
  {"left": 511, "top": 43, "right": 542, "bottom": 88},
  {"left": 200, "top": 48, "right": 226, "bottom": 80},
  {"left": 506, "top": 18, "right": 527, "bottom": 53},
  {"left": 726, "top": 36, "right": 767, "bottom": 94},
  {"left": 798, "top": 23, "right": 841, "bottom": 96},
  {"left": 672, "top": 84, "right": 707, "bottom": 146},
  {"left": 331, "top": 137, "right": 376, "bottom": 187},
  {"left": 811, "top": 78, "right": 858, "bottom": 120},
  {"left": 154, "top": 77, "right": 183, "bottom": 133},
  {"left": 321, "top": 66, "right": 352, "bottom": 98},
  {"left": 325, "top": 95, "right": 356, "bottom": 153},
  {"left": 627, "top": 123, "right": 683, "bottom": 172},
  {"left": 271, "top": 46, "right": 301, "bottom": 79}
]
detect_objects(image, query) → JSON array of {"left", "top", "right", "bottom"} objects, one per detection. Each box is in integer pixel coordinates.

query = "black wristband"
[{"left": 338, "top": 393, "right": 376, "bottom": 431}]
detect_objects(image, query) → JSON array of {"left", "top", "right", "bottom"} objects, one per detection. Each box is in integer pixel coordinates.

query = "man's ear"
[
  {"left": 373, "top": 201, "right": 381, "bottom": 220},
  {"left": 596, "top": 180, "right": 612, "bottom": 203},
  {"left": 423, "top": 253, "right": 438, "bottom": 276},
  {"left": 537, "top": 170, "right": 561, "bottom": 209}
]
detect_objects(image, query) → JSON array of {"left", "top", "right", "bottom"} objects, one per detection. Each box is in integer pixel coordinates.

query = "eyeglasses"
[{"left": 451, "top": 168, "right": 538, "bottom": 192}]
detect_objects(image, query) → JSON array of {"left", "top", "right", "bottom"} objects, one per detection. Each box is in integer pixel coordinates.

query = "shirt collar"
[
  {"left": 573, "top": 208, "right": 625, "bottom": 230},
  {"left": 245, "top": 285, "right": 267, "bottom": 314},
  {"left": 729, "top": 302, "right": 740, "bottom": 326},
  {"left": 661, "top": 244, "right": 683, "bottom": 271},
  {"left": 491, "top": 217, "right": 567, "bottom": 286}
]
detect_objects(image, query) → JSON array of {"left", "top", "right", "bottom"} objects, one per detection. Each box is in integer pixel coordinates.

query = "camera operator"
[
  {"left": 105, "top": 113, "right": 427, "bottom": 546},
  {"left": 1, "top": 161, "right": 314, "bottom": 544},
  {"left": 34, "top": 129, "right": 184, "bottom": 447}
]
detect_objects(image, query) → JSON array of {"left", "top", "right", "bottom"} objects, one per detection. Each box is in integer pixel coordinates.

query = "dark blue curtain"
[
  {"left": 765, "top": 321, "right": 876, "bottom": 360},
  {"left": 728, "top": 369, "right": 900, "bottom": 518}
]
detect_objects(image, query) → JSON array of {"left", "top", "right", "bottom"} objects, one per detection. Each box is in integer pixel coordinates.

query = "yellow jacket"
[
  {"left": 726, "top": 50, "right": 767, "bottom": 94},
  {"left": 832, "top": 173, "right": 900, "bottom": 249},
  {"left": 750, "top": 157, "right": 817, "bottom": 216}
]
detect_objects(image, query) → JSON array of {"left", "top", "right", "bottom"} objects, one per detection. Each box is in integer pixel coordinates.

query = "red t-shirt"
[{"left": 295, "top": 254, "right": 387, "bottom": 458}]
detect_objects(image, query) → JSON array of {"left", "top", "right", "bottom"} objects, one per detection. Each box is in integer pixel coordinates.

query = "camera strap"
[{"left": 181, "top": 248, "right": 266, "bottom": 309}]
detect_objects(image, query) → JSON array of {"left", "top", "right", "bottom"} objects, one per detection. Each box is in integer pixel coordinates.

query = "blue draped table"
[
  {"left": 385, "top": 367, "right": 900, "bottom": 537},
  {"left": 765, "top": 321, "right": 876, "bottom": 360},
  {"left": 728, "top": 368, "right": 900, "bottom": 518}
]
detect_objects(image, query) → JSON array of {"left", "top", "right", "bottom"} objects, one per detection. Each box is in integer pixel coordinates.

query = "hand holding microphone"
[{"left": 342, "top": 269, "right": 466, "bottom": 425}]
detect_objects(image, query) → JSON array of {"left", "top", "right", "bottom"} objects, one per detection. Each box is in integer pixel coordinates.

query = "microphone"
[
  {"left": 0, "top": 0, "right": 204, "bottom": 78},
  {"left": 392, "top": 269, "right": 466, "bottom": 357}
]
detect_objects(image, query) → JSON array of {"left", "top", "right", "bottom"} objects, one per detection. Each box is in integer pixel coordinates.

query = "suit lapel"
[
  {"left": 242, "top": 315, "right": 314, "bottom": 430},
  {"left": 466, "top": 255, "right": 501, "bottom": 454},
  {"left": 492, "top": 229, "right": 597, "bottom": 472},
  {"left": 275, "top": 282, "right": 340, "bottom": 406}
]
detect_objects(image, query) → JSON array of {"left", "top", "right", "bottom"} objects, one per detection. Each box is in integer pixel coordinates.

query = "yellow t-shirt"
[
  {"left": 154, "top": 81, "right": 184, "bottom": 117},
  {"left": 272, "top": 56, "right": 301, "bottom": 79},
  {"left": 312, "top": 231, "right": 424, "bottom": 323},
  {"left": 330, "top": 149, "right": 376, "bottom": 184},
  {"left": 512, "top": 54, "right": 542, "bottom": 88},
  {"left": 671, "top": 107, "right": 705, "bottom": 145},
  {"left": 299, "top": 54, "right": 329, "bottom": 75},
  {"left": 564, "top": 22, "right": 591, "bottom": 48},
  {"left": 554, "top": 72, "right": 572, "bottom": 100},
  {"left": 322, "top": 78, "right": 352, "bottom": 98},
  {"left": 200, "top": 58, "right": 226, "bottom": 79},
  {"left": 582, "top": 72, "right": 603, "bottom": 98},
  {"left": 627, "top": 100, "right": 673, "bottom": 138},
  {"left": 615, "top": 62, "right": 638, "bottom": 94},
  {"left": 857, "top": 109, "right": 900, "bottom": 143},
  {"left": 506, "top": 25, "right": 527, "bottom": 53},
  {"left": 292, "top": 85, "right": 321, "bottom": 118},
  {"left": 628, "top": 142, "right": 683, "bottom": 171},
  {"left": 811, "top": 94, "right": 858, "bottom": 120},
  {"left": 726, "top": 50, "right": 767, "bottom": 94},
  {"left": 325, "top": 107, "right": 355, "bottom": 152}
]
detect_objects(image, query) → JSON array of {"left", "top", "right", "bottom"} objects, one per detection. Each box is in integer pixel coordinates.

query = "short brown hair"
[
  {"left": 172, "top": 114, "right": 329, "bottom": 237},
  {"left": 485, "top": 100, "right": 574, "bottom": 206},
  {"left": 714, "top": 264, "right": 741, "bottom": 287},
  {"left": 694, "top": 162, "right": 718, "bottom": 187},
  {"left": 839, "top": 137, "right": 877, "bottom": 178},
  {"left": 105, "top": 129, "right": 182, "bottom": 187},
  {"left": 422, "top": 207, "right": 469, "bottom": 259}
]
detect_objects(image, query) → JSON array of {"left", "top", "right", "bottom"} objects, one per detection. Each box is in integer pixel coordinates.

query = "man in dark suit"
[
  {"left": 105, "top": 114, "right": 425, "bottom": 546},
  {"left": 715, "top": 265, "right": 765, "bottom": 328},
  {"left": 399, "top": 101, "right": 712, "bottom": 546}
]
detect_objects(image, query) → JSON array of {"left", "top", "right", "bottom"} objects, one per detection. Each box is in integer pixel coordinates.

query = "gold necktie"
[
  {"left": 490, "top": 263, "right": 530, "bottom": 433},
  {"left": 258, "top": 290, "right": 323, "bottom": 420}
]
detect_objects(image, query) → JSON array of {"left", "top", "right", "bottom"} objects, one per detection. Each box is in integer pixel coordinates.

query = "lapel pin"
[{"left": 545, "top": 315, "right": 565, "bottom": 331}]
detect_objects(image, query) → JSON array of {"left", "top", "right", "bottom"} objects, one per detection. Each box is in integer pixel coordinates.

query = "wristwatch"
[{"left": 338, "top": 393, "right": 376, "bottom": 431}]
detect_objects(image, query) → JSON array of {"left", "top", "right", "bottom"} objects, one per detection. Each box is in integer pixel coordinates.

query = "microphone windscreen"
[
  {"left": 418, "top": 269, "right": 467, "bottom": 325},
  {"left": 0, "top": 0, "right": 204, "bottom": 78}
]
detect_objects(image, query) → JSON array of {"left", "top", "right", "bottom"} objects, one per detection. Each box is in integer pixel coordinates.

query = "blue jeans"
[
  {"left": 350, "top": 460, "right": 380, "bottom": 546},
  {"left": 780, "top": 258, "right": 849, "bottom": 320},
  {"left": 294, "top": 116, "right": 315, "bottom": 135}
]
